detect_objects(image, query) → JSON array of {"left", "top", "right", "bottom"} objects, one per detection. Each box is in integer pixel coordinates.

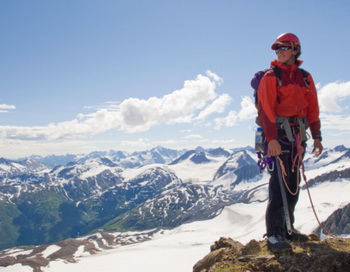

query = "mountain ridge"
[{"left": 0, "top": 145, "right": 349, "bottom": 272}]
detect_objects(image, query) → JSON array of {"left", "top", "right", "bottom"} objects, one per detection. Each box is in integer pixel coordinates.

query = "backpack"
[{"left": 250, "top": 66, "right": 310, "bottom": 108}]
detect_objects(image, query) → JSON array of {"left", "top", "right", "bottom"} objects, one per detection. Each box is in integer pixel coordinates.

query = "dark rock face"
[
  {"left": 304, "top": 167, "right": 350, "bottom": 188},
  {"left": 318, "top": 203, "right": 350, "bottom": 236},
  {"left": 193, "top": 236, "right": 350, "bottom": 272}
]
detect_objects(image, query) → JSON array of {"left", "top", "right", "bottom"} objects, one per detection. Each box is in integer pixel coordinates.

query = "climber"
[{"left": 255, "top": 33, "right": 323, "bottom": 253}]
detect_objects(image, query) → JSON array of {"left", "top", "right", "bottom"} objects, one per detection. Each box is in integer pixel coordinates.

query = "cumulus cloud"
[
  {"left": 214, "top": 96, "right": 256, "bottom": 129},
  {"left": 214, "top": 110, "right": 239, "bottom": 129},
  {"left": 195, "top": 94, "right": 232, "bottom": 121},
  {"left": 237, "top": 96, "right": 257, "bottom": 120},
  {"left": 318, "top": 81, "right": 350, "bottom": 112},
  {"left": 0, "top": 71, "right": 225, "bottom": 140},
  {"left": 118, "top": 71, "right": 220, "bottom": 132},
  {"left": 205, "top": 70, "right": 223, "bottom": 84}
]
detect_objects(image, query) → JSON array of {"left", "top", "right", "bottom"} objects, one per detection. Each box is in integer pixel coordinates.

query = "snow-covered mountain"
[
  {"left": 25, "top": 146, "right": 185, "bottom": 168},
  {"left": 0, "top": 158, "right": 50, "bottom": 177},
  {"left": 0, "top": 146, "right": 244, "bottom": 249},
  {"left": 0, "top": 145, "right": 349, "bottom": 272}
]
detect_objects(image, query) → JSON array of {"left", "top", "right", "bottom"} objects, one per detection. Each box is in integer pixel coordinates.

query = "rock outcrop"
[
  {"left": 317, "top": 203, "right": 350, "bottom": 236},
  {"left": 193, "top": 236, "right": 350, "bottom": 272}
]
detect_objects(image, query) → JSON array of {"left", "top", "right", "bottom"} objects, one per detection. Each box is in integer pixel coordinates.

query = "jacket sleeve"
[
  {"left": 305, "top": 73, "right": 322, "bottom": 139},
  {"left": 257, "top": 73, "right": 278, "bottom": 142}
]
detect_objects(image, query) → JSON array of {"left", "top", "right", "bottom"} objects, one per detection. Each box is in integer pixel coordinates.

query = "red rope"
[
  {"left": 303, "top": 176, "right": 350, "bottom": 240},
  {"left": 277, "top": 156, "right": 299, "bottom": 196},
  {"left": 277, "top": 131, "right": 349, "bottom": 240}
]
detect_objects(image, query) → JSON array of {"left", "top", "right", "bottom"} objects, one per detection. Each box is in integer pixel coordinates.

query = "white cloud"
[
  {"left": 118, "top": 73, "right": 220, "bottom": 132},
  {"left": 214, "top": 110, "right": 238, "bottom": 129},
  {"left": 320, "top": 113, "right": 350, "bottom": 131},
  {"left": 214, "top": 96, "right": 256, "bottom": 129},
  {"left": 237, "top": 96, "right": 257, "bottom": 120},
  {"left": 195, "top": 94, "right": 232, "bottom": 121},
  {"left": 0, "top": 72, "right": 223, "bottom": 140},
  {"left": 6, "top": 74, "right": 348, "bottom": 145},
  {"left": 0, "top": 109, "right": 121, "bottom": 140},
  {"left": 0, "top": 104, "right": 16, "bottom": 113},
  {"left": 318, "top": 81, "right": 350, "bottom": 112},
  {"left": 185, "top": 134, "right": 203, "bottom": 140},
  {"left": 205, "top": 70, "right": 223, "bottom": 84}
]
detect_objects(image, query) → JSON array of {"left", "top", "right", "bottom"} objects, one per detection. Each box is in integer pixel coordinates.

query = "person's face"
[{"left": 275, "top": 46, "right": 298, "bottom": 65}]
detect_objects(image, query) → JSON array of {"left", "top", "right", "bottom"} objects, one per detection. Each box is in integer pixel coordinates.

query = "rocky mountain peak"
[{"left": 193, "top": 236, "right": 350, "bottom": 272}]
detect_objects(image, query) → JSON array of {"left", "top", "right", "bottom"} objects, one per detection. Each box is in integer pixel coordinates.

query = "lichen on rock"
[{"left": 193, "top": 236, "right": 350, "bottom": 272}]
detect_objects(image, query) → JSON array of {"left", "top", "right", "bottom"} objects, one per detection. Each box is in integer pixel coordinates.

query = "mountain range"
[{"left": 0, "top": 145, "right": 349, "bottom": 271}]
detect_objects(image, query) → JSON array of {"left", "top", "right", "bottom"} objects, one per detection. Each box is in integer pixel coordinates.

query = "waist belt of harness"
[{"left": 276, "top": 116, "right": 307, "bottom": 142}]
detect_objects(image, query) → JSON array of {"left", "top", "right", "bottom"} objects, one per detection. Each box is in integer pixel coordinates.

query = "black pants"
[{"left": 265, "top": 130, "right": 305, "bottom": 237}]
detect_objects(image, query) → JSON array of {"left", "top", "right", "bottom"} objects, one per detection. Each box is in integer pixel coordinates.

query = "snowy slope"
[
  {"left": 47, "top": 180, "right": 350, "bottom": 272},
  {"left": 0, "top": 146, "right": 349, "bottom": 272},
  {"left": 1, "top": 177, "right": 349, "bottom": 272}
]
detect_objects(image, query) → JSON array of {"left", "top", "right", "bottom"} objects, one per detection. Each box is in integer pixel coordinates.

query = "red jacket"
[{"left": 257, "top": 59, "right": 321, "bottom": 142}]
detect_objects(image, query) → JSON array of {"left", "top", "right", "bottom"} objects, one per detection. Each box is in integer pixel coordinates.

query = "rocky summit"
[{"left": 193, "top": 236, "right": 350, "bottom": 272}]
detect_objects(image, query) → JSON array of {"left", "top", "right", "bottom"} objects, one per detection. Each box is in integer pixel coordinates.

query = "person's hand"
[
  {"left": 312, "top": 139, "right": 323, "bottom": 157},
  {"left": 268, "top": 139, "right": 282, "bottom": 157}
]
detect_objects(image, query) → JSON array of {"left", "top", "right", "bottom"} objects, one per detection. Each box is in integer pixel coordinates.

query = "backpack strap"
[
  {"left": 300, "top": 68, "right": 310, "bottom": 88},
  {"left": 273, "top": 66, "right": 310, "bottom": 88},
  {"left": 271, "top": 66, "right": 282, "bottom": 86}
]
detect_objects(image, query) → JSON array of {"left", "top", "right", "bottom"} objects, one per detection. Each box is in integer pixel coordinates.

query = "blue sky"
[{"left": 1, "top": 0, "right": 350, "bottom": 159}]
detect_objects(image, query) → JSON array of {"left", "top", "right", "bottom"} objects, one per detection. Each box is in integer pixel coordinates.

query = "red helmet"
[{"left": 271, "top": 33, "right": 301, "bottom": 50}]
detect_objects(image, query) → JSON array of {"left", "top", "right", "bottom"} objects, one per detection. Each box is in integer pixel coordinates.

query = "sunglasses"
[{"left": 275, "top": 46, "right": 292, "bottom": 53}]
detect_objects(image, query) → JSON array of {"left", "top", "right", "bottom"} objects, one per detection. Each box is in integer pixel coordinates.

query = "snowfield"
[
  {"left": 2, "top": 178, "right": 349, "bottom": 272},
  {"left": 1, "top": 147, "right": 349, "bottom": 272}
]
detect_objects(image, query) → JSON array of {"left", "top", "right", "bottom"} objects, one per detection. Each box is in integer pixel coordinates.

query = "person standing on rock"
[{"left": 256, "top": 33, "right": 323, "bottom": 253}]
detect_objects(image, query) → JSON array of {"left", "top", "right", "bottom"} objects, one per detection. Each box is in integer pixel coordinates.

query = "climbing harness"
[{"left": 276, "top": 116, "right": 308, "bottom": 142}]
